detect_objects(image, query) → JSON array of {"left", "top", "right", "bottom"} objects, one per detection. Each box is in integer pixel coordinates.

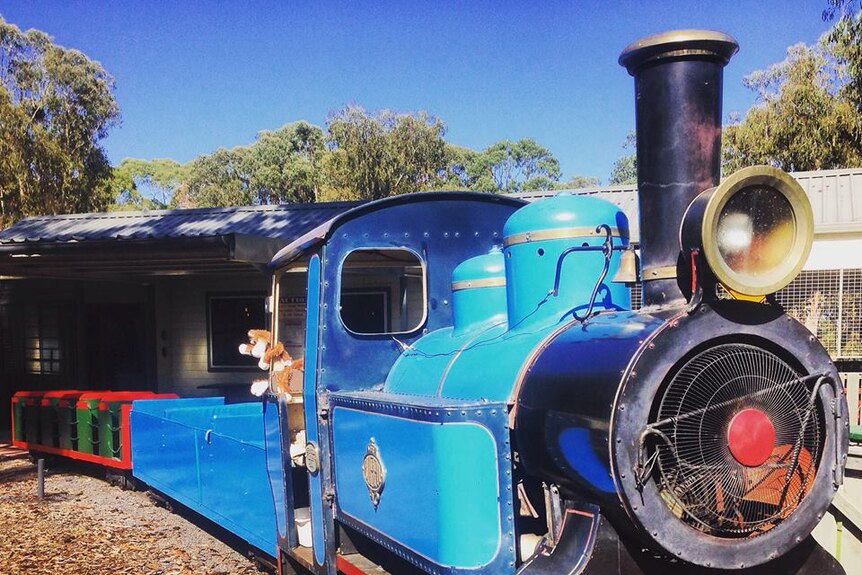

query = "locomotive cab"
[{"left": 265, "top": 193, "right": 527, "bottom": 574}]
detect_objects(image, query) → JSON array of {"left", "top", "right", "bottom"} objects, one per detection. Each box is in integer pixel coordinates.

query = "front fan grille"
[{"left": 651, "top": 343, "right": 821, "bottom": 537}]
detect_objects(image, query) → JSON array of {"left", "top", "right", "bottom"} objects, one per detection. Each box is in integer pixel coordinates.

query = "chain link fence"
[
  {"left": 774, "top": 269, "right": 862, "bottom": 360},
  {"left": 626, "top": 267, "right": 862, "bottom": 361}
]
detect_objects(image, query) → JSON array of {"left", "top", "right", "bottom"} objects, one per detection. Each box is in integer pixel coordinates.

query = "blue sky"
[{"left": 0, "top": 1, "right": 837, "bottom": 184}]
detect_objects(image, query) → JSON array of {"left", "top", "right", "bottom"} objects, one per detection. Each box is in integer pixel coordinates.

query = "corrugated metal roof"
[
  {"left": 0, "top": 201, "right": 361, "bottom": 245},
  {"left": 515, "top": 167, "right": 862, "bottom": 240}
]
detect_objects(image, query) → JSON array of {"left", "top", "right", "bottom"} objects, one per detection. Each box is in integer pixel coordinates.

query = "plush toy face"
[
  {"left": 239, "top": 329, "right": 304, "bottom": 397},
  {"left": 238, "top": 329, "right": 272, "bottom": 359}
]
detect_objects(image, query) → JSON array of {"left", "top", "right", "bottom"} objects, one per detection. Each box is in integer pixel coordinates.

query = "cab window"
[{"left": 339, "top": 249, "right": 426, "bottom": 334}]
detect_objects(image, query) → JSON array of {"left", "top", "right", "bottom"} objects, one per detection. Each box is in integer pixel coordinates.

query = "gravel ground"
[{"left": 0, "top": 453, "right": 269, "bottom": 575}]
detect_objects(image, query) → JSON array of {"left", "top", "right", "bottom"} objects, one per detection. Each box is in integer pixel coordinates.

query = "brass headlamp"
[{"left": 681, "top": 165, "right": 813, "bottom": 296}]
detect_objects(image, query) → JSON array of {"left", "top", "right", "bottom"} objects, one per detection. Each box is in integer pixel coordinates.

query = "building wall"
[{"left": 154, "top": 273, "right": 271, "bottom": 397}]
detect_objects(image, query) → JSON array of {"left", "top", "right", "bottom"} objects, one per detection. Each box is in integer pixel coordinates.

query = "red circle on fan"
[{"left": 727, "top": 408, "right": 776, "bottom": 467}]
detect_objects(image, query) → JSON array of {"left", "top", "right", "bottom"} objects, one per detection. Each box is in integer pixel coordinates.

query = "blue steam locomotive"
[{"left": 256, "top": 29, "right": 849, "bottom": 575}]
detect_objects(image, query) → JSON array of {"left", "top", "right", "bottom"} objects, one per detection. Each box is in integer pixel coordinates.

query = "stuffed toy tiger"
[{"left": 239, "top": 329, "right": 304, "bottom": 396}]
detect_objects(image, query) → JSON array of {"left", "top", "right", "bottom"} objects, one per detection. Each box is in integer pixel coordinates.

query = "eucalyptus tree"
[{"left": 0, "top": 16, "right": 120, "bottom": 225}]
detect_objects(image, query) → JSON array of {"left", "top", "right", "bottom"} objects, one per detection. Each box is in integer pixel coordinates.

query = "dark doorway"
[{"left": 85, "top": 303, "right": 151, "bottom": 390}]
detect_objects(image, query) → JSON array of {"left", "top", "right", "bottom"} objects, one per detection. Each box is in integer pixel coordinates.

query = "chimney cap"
[{"left": 619, "top": 29, "right": 738, "bottom": 75}]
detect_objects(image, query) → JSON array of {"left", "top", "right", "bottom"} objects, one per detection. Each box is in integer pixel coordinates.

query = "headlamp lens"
[{"left": 716, "top": 186, "right": 796, "bottom": 280}]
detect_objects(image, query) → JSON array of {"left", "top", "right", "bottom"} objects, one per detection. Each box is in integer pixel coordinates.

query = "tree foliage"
[
  {"left": 723, "top": 14, "right": 862, "bottom": 173},
  {"left": 323, "top": 106, "right": 448, "bottom": 201},
  {"left": 184, "top": 147, "right": 249, "bottom": 207},
  {"left": 132, "top": 118, "right": 581, "bottom": 206},
  {"left": 608, "top": 132, "right": 637, "bottom": 185},
  {"left": 245, "top": 121, "right": 325, "bottom": 204},
  {"left": 109, "top": 158, "right": 187, "bottom": 210},
  {"left": 171, "top": 121, "right": 329, "bottom": 208},
  {"left": 824, "top": 1, "right": 862, "bottom": 114},
  {"left": 554, "top": 175, "right": 601, "bottom": 190},
  {"left": 0, "top": 16, "right": 119, "bottom": 225},
  {"left": 453, "top": 138, "right": 561, "bottom": 193}
]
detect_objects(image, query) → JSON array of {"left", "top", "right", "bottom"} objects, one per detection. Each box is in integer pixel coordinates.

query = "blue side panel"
[
  {"left": 130, "top": 398, "right": 278, "bottom": 556},
  {"left": 303, "top": 253, "right": 326, "bottom": 567},
  {"left": 132, "top": 404, "right": 202, "bottom": 500},
  {"left": 333, "top": 409, "right": 500, "bottom": 567},
  {"left": 329, "top": 392, "right": 517, "bottom": 575},
  {"left": 198, "top": 431, "right": 275, "bottom": 552},
  {"left": 263, "top": 397, "right": 288, "bottom": 539}
]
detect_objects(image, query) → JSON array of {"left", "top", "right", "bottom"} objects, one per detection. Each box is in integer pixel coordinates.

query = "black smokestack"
[{"left": 619, "top": 30, "right": 738, "bottom": 308}]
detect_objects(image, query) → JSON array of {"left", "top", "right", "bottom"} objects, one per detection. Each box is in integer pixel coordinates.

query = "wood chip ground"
[{"left": 0, "top": 454, "right": 268, "bottom": 575}]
